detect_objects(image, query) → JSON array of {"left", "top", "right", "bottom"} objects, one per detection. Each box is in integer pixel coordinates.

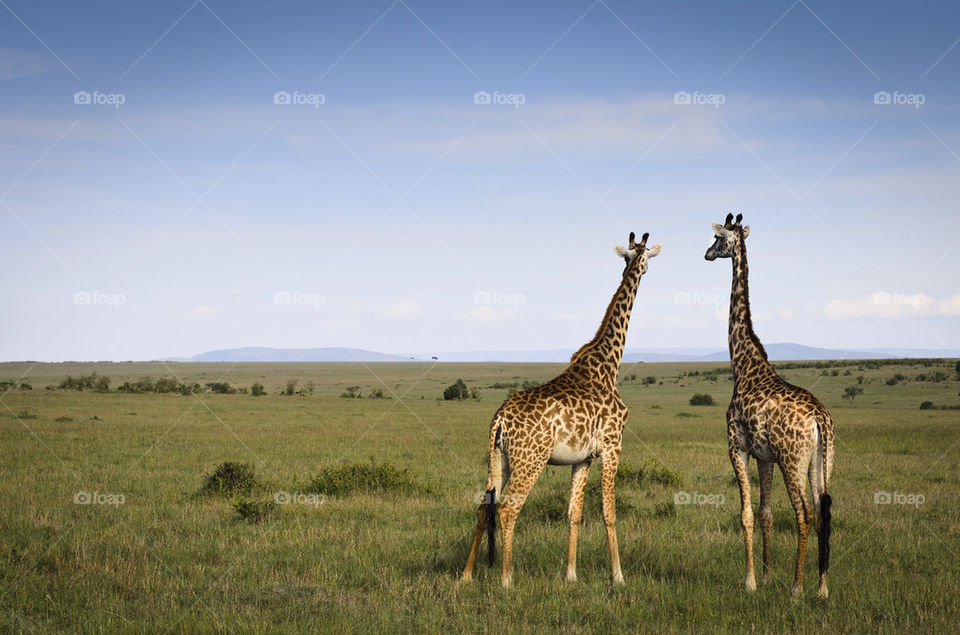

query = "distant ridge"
[
  {"left": 165, "top": 347, "right": 408, "bottom": 362},
  {"left": 163, "top": 344, "right": 960, "bottom": 363}
]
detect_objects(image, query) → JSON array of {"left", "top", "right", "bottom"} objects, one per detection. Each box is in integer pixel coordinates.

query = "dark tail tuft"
[
  {"left": 485, "top": 487, "right": 497, "bottom": 567},
  {"left": 818, "top": 493, "right": 832, "bottom": 576}
]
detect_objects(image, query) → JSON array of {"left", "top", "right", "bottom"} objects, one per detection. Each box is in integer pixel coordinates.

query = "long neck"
[
  {"left": 728, "top": 233, "right": 769, "bottom": 379},
  {"left": 570, "top": 259, "right": 643, "bottom": 382}
]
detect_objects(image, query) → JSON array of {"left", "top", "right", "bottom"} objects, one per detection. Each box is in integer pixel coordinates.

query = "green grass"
[{"left": 1, "top": 359, "right": 958, "bottom": 631}]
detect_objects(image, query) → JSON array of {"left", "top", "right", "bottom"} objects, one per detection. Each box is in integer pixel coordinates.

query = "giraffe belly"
[{"left": 547, "top": 440, "right": 595, "bottom": 465}]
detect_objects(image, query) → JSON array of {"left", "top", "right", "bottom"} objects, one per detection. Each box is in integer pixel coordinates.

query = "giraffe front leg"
[
  {"left": 782, "top": 462, "right": 812, "bottom": 597},
  {"left": 600, "top": 449, "right": 624, "bottom": 584},
  {"left": 566, "top": 461, "right": 591, "bottom": 583},
  {"left": 730, "top": 448, "right": 756, "bottom": 592},
  {"left": 758, "top": 460, "right": 774, "bottom": 585}
]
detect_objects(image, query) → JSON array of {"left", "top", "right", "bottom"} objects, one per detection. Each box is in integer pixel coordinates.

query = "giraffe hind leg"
[{"left": 758, "top": 460, "right": 774, "bottom": 585}]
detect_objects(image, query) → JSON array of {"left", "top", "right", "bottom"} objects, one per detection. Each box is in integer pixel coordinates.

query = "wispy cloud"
[
  {"left": 823, "top": 291, "right": 960, "bottom": 319},
  {"left": 0, "top": 47, "right": 57, "bottom": 80}
]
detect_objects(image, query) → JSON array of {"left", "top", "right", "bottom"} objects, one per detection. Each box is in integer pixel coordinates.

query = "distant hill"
[
  {"left": 165, "top": 344, "right": 959, "bottom": 363},
  {"left": 166, "top": 347, "right": 409, "bottom": 362}
]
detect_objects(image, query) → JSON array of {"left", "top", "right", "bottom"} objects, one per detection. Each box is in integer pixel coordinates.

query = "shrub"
[
  {"left": 340, "top": 386, "right": 361, "bottom": 398},
  {"left": 206, "top": 382, "right": 237, "bottom": 394},
  {"left": 251, "top": 382, "right": 266, "bottom": 396},
  {"left": 443, "top": 379, "right": 469, "bottom": 401},
  {"left": 283, "top": 381, "right": 297, "bottom": 396},
  {"left": 303, "top": 459, "right": 430, "bottom": 497},
  {"left": 201, "top": 462, "right": 258, "bottom": 496},
  {"left": 369, "top": 388, "right": 388, "bottom": 399},
  {"left": 642, "top": 376, "right": 657, "bottom": 385},
  {"left": 689, "top": 393, "right": 716, "bottom": 406},
  {"left": 920, "top": 401, "right": 935, "bottom": 410}
]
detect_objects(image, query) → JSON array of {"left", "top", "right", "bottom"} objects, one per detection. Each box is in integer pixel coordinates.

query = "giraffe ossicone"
[{"left": 461, "top": 231, "right": 661, "bottom": 587}]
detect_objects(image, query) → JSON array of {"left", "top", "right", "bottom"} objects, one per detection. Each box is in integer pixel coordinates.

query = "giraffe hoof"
[
  {"left": 744, "top": 577, "right": 757, "bottom": 592},
  {"left": 817, "top": 585, "right": 829, "bottom": 600},
  {"left": 460, "top": 574, "right": 473, "bottom": 583},
  {"left": 791, "top": 585, "right": 803, "bottom": 597},
  {"left": 501, "top": 577, "right": 513, "bottom": 589},
  {"left": 612, "top": 574, "right": 625, "bottom": 585},
  {"left": 565, "top": 572, "right": 577, "bottom": 583}
]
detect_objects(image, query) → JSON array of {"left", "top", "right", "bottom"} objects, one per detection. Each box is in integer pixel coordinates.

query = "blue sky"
[{"left": 1, "top": 0, "right": 959, "bottom": 361}]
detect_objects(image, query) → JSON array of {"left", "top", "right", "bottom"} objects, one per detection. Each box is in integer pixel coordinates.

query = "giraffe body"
[
  {"left": 706, "top": 213, "right": 835, "bottom": 598},
  {"left": 461, "top": 232, "right": 661, "bottom": 587}
]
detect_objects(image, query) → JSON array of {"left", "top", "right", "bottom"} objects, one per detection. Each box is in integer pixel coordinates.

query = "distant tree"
[
  {"left": 643, "top": 376, "right": 657, "bottom": 385},
  {"left": 251, "top": 382, "right": 266, "bottom": 396},
  {"left": 283, "top": 380, "right": 297, "bottom": 396},
  {"left": 340, "top": 386, "right": 361, "bottom": 398},
  {"left": 955, "top": 360, "right": 960, "bottom": 380},
  {"left": 443, "top": 379, "right": 469, "bottom": 401},
  {"left": 920, "top": 401, "right": 935, "bottom": 410},
  {"left": 842, "top": 386, "right": 863, "bottom": 403}
]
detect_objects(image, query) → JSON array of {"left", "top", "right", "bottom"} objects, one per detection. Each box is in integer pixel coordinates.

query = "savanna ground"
[{"left": 1, "top": 358, "right": 958, "bottom": 632}]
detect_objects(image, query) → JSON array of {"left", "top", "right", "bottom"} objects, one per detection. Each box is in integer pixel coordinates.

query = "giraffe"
[
  {"left": 461, "top": 231, "right": 662, "bottom": 587},
  {"left": 705, "top": 213, "right": 835, "bottom": 598}
]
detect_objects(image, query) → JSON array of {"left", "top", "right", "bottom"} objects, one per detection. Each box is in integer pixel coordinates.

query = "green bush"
[
  {"left": 443, "top": 379, "right": 469, "bottom": 401},
  {"left": 201, "top": 462, "right": 258, "bottom": 496},
  {"left": 642, "top": 376, "right": 657, "bottom": 385},
  {"left": 920, "top": 401, "right": 935, "bottom": 410},
  {"left": 251, "top": 382, "right": 266, "bottom": 396},
  {"left": 304, "top": 459, "right": 430, "bottom": 497},
  {"left": 689, "top": 393, "right": 716, "bottom": 406}
]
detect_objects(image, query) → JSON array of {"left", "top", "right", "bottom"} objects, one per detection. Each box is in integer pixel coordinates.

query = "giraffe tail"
[
  {"left": 818, "top": 492, "right": 832, "bottom": 577},
  {"left": 485, "top": 487, "right": 497, "bottom": 567}
]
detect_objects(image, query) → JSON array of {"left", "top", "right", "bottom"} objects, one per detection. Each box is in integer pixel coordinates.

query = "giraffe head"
[
  {"left": 704, "top": 213, "right": 750, "bottom": 261},
  {"left": 613, "top": 231, "right": 662, "bottom": 275}
]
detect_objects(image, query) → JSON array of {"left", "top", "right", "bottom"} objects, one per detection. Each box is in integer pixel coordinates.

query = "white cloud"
[
  {"left": 0, "top": 48, "right": 56, "bottom": 80},
  {"left": 176, "top": 305, "right": 221, "bottom": 319},
  {"left": 823, "top": 291, "right": 942, "bottom": 319},
  {"left": 468, "top": 305, "right": 512, "bottom": 323},
  {"left": 390, "top": 300, "right": 421, "bottom": 318},
  {"left": 938, "top": 293, "right": 960, "bottom": 316}
]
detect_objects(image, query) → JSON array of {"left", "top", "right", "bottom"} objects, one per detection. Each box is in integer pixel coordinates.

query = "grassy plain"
[{"left": 1, "top": 358, "right": 958, "bottom": 632}]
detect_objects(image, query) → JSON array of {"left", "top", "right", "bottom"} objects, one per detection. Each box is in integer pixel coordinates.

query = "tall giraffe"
[
  {"left": 705, "top": 213, "right": 835, "bottom": 598},
  {"left": 461, "top": 232, "right": 662, "bottom": 587}
]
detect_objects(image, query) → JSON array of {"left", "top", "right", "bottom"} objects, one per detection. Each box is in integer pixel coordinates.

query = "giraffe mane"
[
  {"left": 570, "top": 263, "right": 635, "bottom": 364},
  {"left": 735, "top": 226, "right": 768, "bottom": 361}
]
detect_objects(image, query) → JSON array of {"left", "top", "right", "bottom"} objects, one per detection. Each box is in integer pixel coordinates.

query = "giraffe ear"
[
  {"left": 741, "top": 225, "right": 750, "bottom": 238},
  {"left": 646, "top": 244, "right": 662, "bottom": 258},
  {"left": 712, "top": 223, "right": 732, "bottom": 238},
  {"left": 613, "top": 245, "right": 630, "bottom": 258}
]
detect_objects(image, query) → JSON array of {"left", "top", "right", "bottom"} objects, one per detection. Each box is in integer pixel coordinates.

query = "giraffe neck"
[
  {"left": 570, "top": 259, "right": 643, "bottom": 385},
  {"left": 728, "top": 232, "right": 770, "bottom": 380}
]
